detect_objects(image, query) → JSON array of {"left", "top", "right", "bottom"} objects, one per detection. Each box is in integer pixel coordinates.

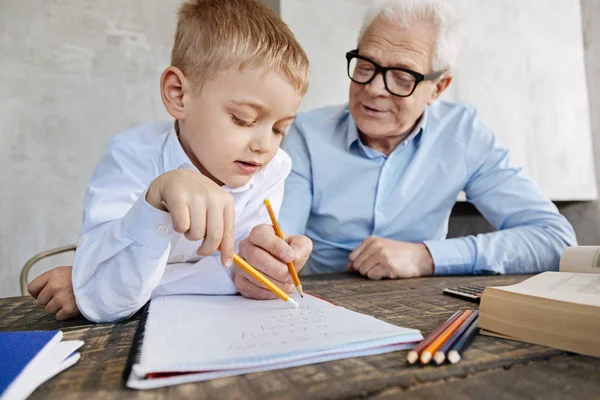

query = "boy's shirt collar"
[{"left": 163, "top": 122, "right": 256, "bottom": 194}]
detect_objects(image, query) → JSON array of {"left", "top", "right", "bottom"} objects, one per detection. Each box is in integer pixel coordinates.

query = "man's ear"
[
  {"left": 427, "top": 73, "right": 453, "bottom": 105},
  {"left": 160, "top": 66, "right": 189, "bottom": 120}
]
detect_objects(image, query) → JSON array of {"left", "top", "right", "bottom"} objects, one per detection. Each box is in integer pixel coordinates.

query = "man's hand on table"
[{"left": 347, "top": 236, "right": 434, "bottom": 280}]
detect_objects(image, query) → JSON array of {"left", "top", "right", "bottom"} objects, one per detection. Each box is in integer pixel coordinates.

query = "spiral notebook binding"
[{"left": 121, "top": 302, "right": 150, "bottom": 387}]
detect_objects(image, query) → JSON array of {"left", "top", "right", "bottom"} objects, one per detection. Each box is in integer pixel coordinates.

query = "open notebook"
[{"left": 125, "top": 294, "right": 422, "bottom": 389}]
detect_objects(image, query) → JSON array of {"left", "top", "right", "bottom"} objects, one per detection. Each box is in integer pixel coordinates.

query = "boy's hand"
[
  {"left": 235, "top": 224, "right": 312, "bottom": 299},
  {"left": 27, "top": 266, "right": 81, "bottom": 320},
  {"left": 146, "top": 169, "right": 235, "bottom": 267}
]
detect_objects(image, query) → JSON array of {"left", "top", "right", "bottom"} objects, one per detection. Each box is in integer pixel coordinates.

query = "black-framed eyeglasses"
[{"left": 345, "top": 49, "right": 445, "bottom": 97}]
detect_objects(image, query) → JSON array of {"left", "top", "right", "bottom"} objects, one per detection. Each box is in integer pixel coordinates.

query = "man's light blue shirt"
[{"left": 280, "top": 101, "right": 576, "bottom": 275}]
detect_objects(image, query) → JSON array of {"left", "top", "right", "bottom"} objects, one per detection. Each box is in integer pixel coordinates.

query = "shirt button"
[
  {"left": 377, "top": 204, "right": 384, "bottom": 211},
  {"left": 156, "top": 224, "right": 169, "bottom": 235},
  {"left": 175, "top": 255, "right": 185, "bottom": 262}
]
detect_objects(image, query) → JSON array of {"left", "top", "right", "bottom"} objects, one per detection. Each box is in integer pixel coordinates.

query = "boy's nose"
[{"left": 249, "top": 130, "right": 273, "bottom": 153}]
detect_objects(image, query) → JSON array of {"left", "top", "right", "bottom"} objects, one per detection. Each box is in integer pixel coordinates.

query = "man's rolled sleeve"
[{"left": 424, "top": 237, "right": 476, "bottom": 276}]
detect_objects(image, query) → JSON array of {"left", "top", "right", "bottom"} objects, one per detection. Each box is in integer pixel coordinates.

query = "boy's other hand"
[
  {"left": 235, "top": 224, "right": 312, "bottom": 299},
  {"left": 146, "top": 169, "right": 235, "bottom": 268},
  {"left": 27, "top": 266, "right": 81, "bottom": 320}
]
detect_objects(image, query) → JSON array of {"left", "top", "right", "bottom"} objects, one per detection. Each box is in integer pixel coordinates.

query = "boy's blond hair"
[{"left": 172, "top": 0, "right": 309, "bottom": 94}]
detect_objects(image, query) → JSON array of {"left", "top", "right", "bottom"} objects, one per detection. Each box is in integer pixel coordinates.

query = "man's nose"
[{"left": 365, "top": 72, "right": 389, "bottom": 97}]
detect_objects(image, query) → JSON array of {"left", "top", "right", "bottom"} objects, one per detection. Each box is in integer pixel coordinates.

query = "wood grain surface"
[{"left": 1, "top": 273, "right": 599, "bottom": 399}]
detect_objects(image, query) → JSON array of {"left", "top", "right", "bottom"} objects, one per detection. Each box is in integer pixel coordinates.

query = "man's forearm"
[{"left": 425, "top": 221, "right": 576, "bottom": 275}]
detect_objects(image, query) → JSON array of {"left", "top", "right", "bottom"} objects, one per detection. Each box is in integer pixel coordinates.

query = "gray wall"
[
  {"left": 0, "top": 0, "right": 178, "bottom": 297},
  {"left": 562, "top": 0, "right": 600, "bottom": 245},
  {"left": 259, "top": 0, "right": 280, "bottom": 15},
  {"left": 447, "top": 0, "right": 600, "bottom": 244},
  {"left": 1, "top": 0, "right": 599, "bottom": 298}
]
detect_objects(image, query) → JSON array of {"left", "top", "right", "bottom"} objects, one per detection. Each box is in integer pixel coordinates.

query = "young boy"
[{"left": 29, "top": 0, "right": 312, "bottom": 323}]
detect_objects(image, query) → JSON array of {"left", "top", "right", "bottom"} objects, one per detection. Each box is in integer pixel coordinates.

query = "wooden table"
[{"left": 2, "top": 273, "right": 599, "bottom": 399}]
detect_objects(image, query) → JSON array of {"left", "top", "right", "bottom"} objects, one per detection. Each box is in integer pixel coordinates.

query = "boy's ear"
[{"left": 160, "top": 66, "right": 189, "bottom": 120}]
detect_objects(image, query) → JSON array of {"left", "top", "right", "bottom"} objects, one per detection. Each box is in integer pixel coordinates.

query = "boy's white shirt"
[{"left": 72, "top": 121, "right": 292, "bottom": 323}]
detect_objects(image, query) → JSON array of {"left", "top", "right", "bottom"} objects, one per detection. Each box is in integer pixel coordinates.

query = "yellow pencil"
[
  {"left": 219, "top": 246, "right": 299, "bottom": 308},
  {"left": 264, "top": 199, "right": 304, "bottom": 298}
]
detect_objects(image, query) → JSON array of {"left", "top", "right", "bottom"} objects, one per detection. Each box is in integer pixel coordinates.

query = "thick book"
[
  {"left": 0, "top": 330, "right": 84, "bottom": 399},
  {"left": 479, "top": 246, "right": 600, "bottom": 357},
  {"left": 124, "top": 294, "right": 422, "bottom": 389}
]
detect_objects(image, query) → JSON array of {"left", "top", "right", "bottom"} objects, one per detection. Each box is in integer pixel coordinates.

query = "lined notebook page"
[{"left": 136, "top": 294, "right": 421, "bottom": 375}]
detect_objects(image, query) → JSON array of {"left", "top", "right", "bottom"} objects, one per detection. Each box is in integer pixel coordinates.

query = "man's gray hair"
[{"left": 358, "top": 0, "right": 460, "bottom": 71}]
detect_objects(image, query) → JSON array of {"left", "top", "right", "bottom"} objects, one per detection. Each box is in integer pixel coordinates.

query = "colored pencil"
[
  {"left": 264, "top": 199, "right": 303, "bottom": 297},
  {"left": 406, "top": 310, "right": 463, "bottom": 364},
  {"left": 447, "top": 315, "right": 480, "bottom": 364},
  {"left": 433, "top": 310, "right": 479, "bottom": 364},
  {"left": 420, "top": 310, "right": 473, "bottom": 364}
]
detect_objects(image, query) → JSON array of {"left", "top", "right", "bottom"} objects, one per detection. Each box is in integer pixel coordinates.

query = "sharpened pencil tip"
[{"left": 297, "top": 284, "right": 304, "bottom": 298}]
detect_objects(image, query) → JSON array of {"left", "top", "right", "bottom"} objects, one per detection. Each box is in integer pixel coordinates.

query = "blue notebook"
[{"left": 0, "top": 330, "right": 83, "bottom": 399}]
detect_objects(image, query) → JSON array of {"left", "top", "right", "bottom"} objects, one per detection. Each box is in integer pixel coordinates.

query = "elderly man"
[
  {"left": 28, "top": 0, "right": 576, "bottom": 319},
  {"left": 273, "top": 0, "right": 577, "bottom": 280}
]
